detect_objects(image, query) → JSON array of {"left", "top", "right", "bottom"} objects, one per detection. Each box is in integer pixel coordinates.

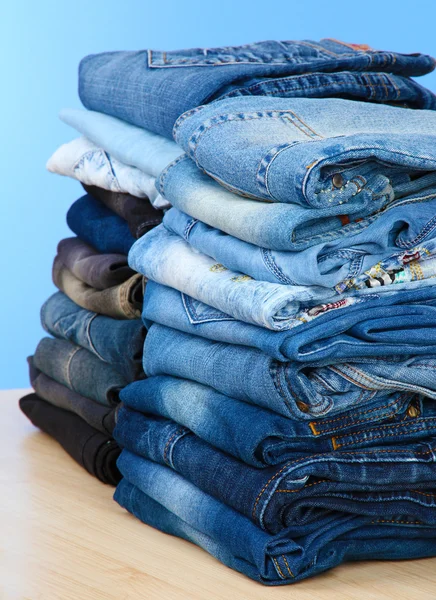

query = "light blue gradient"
[{"left": 1, "top": 0, "right": 436, "bottom": 388}]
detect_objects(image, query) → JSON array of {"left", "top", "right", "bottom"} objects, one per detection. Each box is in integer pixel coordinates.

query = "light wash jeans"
[{"left": 129, "top": 224, "right": 436, "bottom": 331}]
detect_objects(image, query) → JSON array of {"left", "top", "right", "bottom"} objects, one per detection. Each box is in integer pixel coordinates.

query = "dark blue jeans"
[
  {"left": 114, "top": 406, "right": 436, "bottom": 534},
  {"left": 67, "top": 195, "right": 135, "bottom": 255},
  {"left": 115, "top": 454, "right": 436, "bottom": 584}
]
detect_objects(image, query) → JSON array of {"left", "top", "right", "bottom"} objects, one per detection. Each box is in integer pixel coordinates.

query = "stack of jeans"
[
  {"left": 20, "top": 150, "right": 166, "bottom": 484},
  {"left": 28, "top": 39, "right": 436, "bottom": 583}
]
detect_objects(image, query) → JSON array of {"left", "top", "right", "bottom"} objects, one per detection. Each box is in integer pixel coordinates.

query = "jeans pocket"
[{"left": 181, "top": 293, "right": 236, "bottom": 325}]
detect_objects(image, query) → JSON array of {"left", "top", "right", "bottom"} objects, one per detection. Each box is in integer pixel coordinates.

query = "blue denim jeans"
[
  {"left": 142, "top": 282, "right": 436, "bottom": 362},
  {"left": 67, "top": 195, "right": 136, "bottom": 255},
  {"left": 158, "top": 154, "right": 436, "bottom": 252},
  {"left": 113, "top": 433, "right": 436, "bottom": 535},
  {"left": 163, "top": 198, "right": 436, "bottom": 288},
  {"left": 119, "top": 375, "right": 436, "bottom": 467},
  {"left": 60, "top": 109, "right": 183, "bottom": 177},
  {"left": 174, "top": 96, "right": 436, "bottom": 209},
  {"left": 34, "top": 337, "right": 127, "bottom": 406},
  {"left": 77, "top": 39, "right": 436, "bottom": 137},
  {"left": 144, "top": 324, "right": 436, "bottom": 418},
  {"left": 130, "top": 224, "right": 436, "bottom": 331},
  {"left": 47, "top": 136, "right": 167, "bottom": 205},
  {"left": 41, "top": 292, "right": 145, "bottom": 381},
  {"left": 115, "top": 467, "right": 436, "bottom": 585}
]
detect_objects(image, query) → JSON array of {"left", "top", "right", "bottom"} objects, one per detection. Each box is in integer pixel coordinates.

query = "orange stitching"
[
  {"left": 272, "top": 557, "right": 285, "bottom": 579},
  {"left": 333, "top": 421, "right": 435, "bottom": 449},
  {"left": 310, "top": 394, "right": 407, "bottom": 435},
  {"left": 163, "top": 428, "right": 184, "bottom": 464},
  {"left": 334, "top": 417, "right": 434, "bottom": 443},
  {"left": 275, "top": 480, "right": 327, "bottom": 494},
  {"left": 410, "top": 490, "right": 436, "bottom": 498},
  {"left": 282, "top": 555, "right": 294, "bottom": 577},
  {"left": 372, "top": 519, "right": 423, "bottom": 525},
  {"left": 252, "top": 446, "right": 434, "bottom": 519}
]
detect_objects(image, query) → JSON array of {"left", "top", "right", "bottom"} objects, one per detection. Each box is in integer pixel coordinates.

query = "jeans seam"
[
  {"left": 85, "top": 313, "right": 106, "bottom": 363},
  {"left": 261, "top": 249, "right": 296, "bottom": 285},
  {"left": 333, "top": 418, "right": 436, "bottom": 449},
  {"left": 252, "top": 445, "right": 435, "bottom": 521},
  {"left": 310, "top": 392, "right": 408, "bottom": 434},
  {"left": 64, "top": 346, "right": 82, "bottom": 391},
  {"left": 163, "top": 428, "right": 190, "bottom": 469}
]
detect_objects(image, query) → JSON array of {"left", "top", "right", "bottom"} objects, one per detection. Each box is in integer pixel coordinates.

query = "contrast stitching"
[
  {"left": 272, "top": 557, "right": 285, "bottom": 579},
  {"left": 163, "top": 428, "right": 185, "bottom": 465},
  {"left": 282, "top": 556, "right": 295, "bottom": 577},
  {"left": 275, "top": 480, "right": 327, "bottom": 494},
  {"left": 333, "top": 419, "right": 436, "bottom": 449},
  {"left": 372, "top": 519, "right": 423, "bottom": 525},
  {"left": 251, "top": 446, "right": 434, "bottom": 520},
  {"left": 310, "top": 393, "right": 406, "bottom": 433}
]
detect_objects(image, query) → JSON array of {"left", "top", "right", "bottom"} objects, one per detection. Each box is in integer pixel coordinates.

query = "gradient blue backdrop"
[{"left": 2, "top": 0, "right": 436, "bottom": 388}]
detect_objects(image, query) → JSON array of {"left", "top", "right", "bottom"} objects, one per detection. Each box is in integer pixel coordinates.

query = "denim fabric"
[
  {"left": 174, "top": 96, "right": 436, "bottom": 208},
  {"left": 78, "top": 39, "right": 436, "bottom": 137},
  {"left": 67, "top": 195, "right": 136, "bottom": 255},
  {"left": 20, "top": 394, "right": 121, "bottom": 486},
  {"left": 142, "top": 282, "right": 436, "bottom": 362},
  {"left": 33, "top": 337, "right": 127, "bottom": 407},
  {"left": 144, "top": 324, "right": 436, "bottom": 418},
  {"left": 218, "top": 69, "right": 436, "bottom": 108},
  {"left": 82, "top": 184, "right": 163, "bottom": 239},
  {"left": 59, "top": 109, "right": 182, "bottom": 176},
  {"left": 119, "top": 376, "right": 436, "bottom": 467},
  {"left": 113, "top": 435, "right": 436, "bottom": 535},
  {"left": 130, "top": 224, "right": 436, "bottom": 331},
  {"left": 158, "top": 154, "right": 436, "bottom": 252},
  {"left": 53, "top": 256, "right": 143, "bottom": 319},
  {"left": 163, "top": 196, "right": 436, "bottom": 287},
  {"left": 116, "top": 472, "right": 436, "bottom": 584},
  {"left": 41, "top": 292, "right": 145, "bottom": 381},
  {"left": 28, "top": 357, "right": 117, "bottom": 436},
  {"left": 129, "top": 224, "right": 338, "bottom": 330},
  {"left": 47, "top": 137, "right": 168, "bottom": 207},
  {"left": 57, "top": 237, "right": 135, "bottom": 289}
]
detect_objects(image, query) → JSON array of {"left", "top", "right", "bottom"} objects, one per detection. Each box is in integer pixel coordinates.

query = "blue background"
[{"left": 1, "top": 0, "right": 436, "bottom": 388}]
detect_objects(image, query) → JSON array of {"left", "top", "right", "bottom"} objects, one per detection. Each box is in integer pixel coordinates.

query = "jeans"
[
  {"left": 174, "top": 96, "right": 436, "bottom": 208},
  {"left": 119, "top": 375, "right": 436, "bottom": 467},
  {"left": 28, "top": 357, "right": 117, "bottom": 436},
  {"left": 67, "top": 195, "right": 136, "bottom": 255},
  {"left": 163, "top": 198, "right": 436, "bottom": 288},
  {"left": 33, "top": 337, "right": 127, "bottom": 406},
  {"left": 158, "top": 155, "right": 436, "bottom": 252},
  {"left": 114, "top": 416, "right": 436, "bottom": 534},
  {"left": 20, "top": 393, "right": 121, "bottom": 486},
  {"left": 59, "top": 108, "right": 183, "bottom": 177},
  {"left": 41, "top": 292, "right": 145, "bottom": 381},
  {"left": 82, "top": 184, "right": 163, "bottom": 239},
  {"left": 144, "top": 324, "right": 436, "bottom": 418},
  {"left": 47, "top": 137, "right": 167, "bottom": 207},
  {"left": 129, "top": 224, "right": 436, "bottom": 331},
  {"left": 142, "top": 282, "right": 436, "bottom": 362},
  {"left": 115, "top": 469, "right": 436, "bottom": 584},
  {"left": 77, "top": 39, "right": 436, "bottom": 137},
  {"left": 53, "top": 256, "right": 143, "bottom": 319},
  {"left": 57, "top": 237, "right": 135, "bottom": 290}
]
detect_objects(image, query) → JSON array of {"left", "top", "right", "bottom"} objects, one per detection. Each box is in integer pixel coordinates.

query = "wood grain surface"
[{"left": 1, "top": 389, "right": 435, "bottom": 600}]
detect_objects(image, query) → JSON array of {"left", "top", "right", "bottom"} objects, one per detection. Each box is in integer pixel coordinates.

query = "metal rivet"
[
  {"left": 332, "top": 173, "right": 345, "bottom": 188},
  {"left": 407, "top": 405, "right": 419, "bottom": 418}
]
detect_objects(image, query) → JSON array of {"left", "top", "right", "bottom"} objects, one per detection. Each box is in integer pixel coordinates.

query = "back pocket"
[{"left": 182, "top": 294, "right": 236, "bottom": 325}]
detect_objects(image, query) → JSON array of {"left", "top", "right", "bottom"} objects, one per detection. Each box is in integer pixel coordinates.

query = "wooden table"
[{"left": 1, "top": 389, "right": 435, "bottom": 600}]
